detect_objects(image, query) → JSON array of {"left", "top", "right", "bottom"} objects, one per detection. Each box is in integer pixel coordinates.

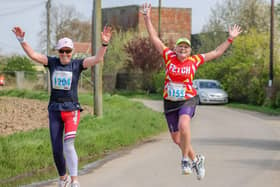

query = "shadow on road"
[
  {"left": 193, "top": 137, "right": 280, "bottom": 151},
  {"left": 193, "top": 137, "right": 280, "bottom": 171},
  {"left": 230, "top": 159, "right": 280, "bottom": 171}
]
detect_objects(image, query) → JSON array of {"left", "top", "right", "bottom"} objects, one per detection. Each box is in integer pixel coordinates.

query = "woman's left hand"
[
  {"left": 101, "top": 25, "right": 112, "bottom": 45},
  {"left": 229, "top": 24, "right": 242, "bottom": 39}
]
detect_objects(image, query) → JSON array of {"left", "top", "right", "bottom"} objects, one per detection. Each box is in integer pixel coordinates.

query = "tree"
[
  {"left": 195, "top": 29, "right": 273, "bottom": 104},
  {"left": 191, "top": 31, "right": 228, "bottom": 55},
  {"left": 52, "top": 7, "right": 91, "bottom": 43},
  {"left": 103, "top": 30, "right": 135, "bottom": 74},
  {"left": 125, "top": 37, "right": 163, "bottom": 74},
  {"left": 0, "top": 55, "right": 6, "bottom": 71},
  {"left": 124, "top": 36, "right": 163, "bottom": 92},
  {"left": 275, "top": 3, "right": 280, "bottom": 30},
  {"left": 199, "top": 0, "right": 280, "bottom": 106},
  {"left": 38, "top": 4, "right": 91, "bottom": 54},
  {"left": 4, "top": 56, "right": 36, "bottom": 72},
  {"left": 202, "top": 0, "right": 270, "bottom": 33}
]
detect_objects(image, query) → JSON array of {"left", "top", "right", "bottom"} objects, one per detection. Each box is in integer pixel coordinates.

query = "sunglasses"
[
  {"left": 177, "top": 45, "right": 190, "bottom": 49},
  {"left": 59, "top": 49, "right": 72, "bottom": 54}
]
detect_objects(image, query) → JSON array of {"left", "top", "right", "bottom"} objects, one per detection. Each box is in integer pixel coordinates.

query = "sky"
[{"left": 0, "top": 0, "right": 274, "bottom": 55}]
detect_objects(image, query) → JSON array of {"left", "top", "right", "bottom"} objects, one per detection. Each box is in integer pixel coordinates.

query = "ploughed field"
[{"left": 0, "top": 97, "right": 91, "bottom": 136}]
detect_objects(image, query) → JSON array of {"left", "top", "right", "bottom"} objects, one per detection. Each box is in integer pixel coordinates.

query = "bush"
[
  {"left": 152, "top": 70, "right": 165, "bottom": 94},
  {"left": 194, "top": 29, "right": 280, "bottom": 107},
  {"left": 275, "top": 91, "right": 280, "bottom": 107},
  {"left": 75, "top": 30, "right": 136, "bottom": 93},
  {"left": 263, "top": 97, "right": 274, "bottom": 108},
  {"left": 125, "top": 36, "right": 163, "bottom": 73},
  {"left": 247, "top": 77, "right": 265, "bottom": 105},
  {"left": 104, "top": 30, "right": 136, "bottom": 74},
  {"left": 4, "top": 56, "right": 36, "bottom": 73},
  {"left": 124, "top": 36, "right": 164, "bottom": 92}
]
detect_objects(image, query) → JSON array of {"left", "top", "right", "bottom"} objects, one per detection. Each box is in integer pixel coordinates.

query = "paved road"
[{"left": 40, "top": 100, "right": 280, "bottom": 187}]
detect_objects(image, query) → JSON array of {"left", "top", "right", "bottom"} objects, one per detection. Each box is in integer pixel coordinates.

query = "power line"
[
  {"left": 0, "top": 2, "right": 45, "bottom": 17},
  {"left": 0, "top": 0, "right": 45, "bottom": 10},
  {"left": 0, "top": 0, "right": 45, "bottom": 6},
  {"left": 0, "top": 2, "right": 44, "bottom": 16},
  {"left": 0, "top": 0, "right": 44, "bottom": 1}
]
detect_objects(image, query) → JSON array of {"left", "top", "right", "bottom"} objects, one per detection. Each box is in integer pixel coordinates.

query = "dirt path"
[{"left": 0, "top": 97, "right": 92, "bottom": 136}]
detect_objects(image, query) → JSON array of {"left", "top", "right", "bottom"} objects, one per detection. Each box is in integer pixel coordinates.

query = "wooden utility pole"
[
  {"left": 266, "top": 0, "right": 274, "bottom": 99},
  {"left": 46, "top": 0, "right": 51, "bottom": 55},
  {"left": 269, "top": 0, "right": 274, "bottom": 88},
  {"left": 92, "top": 0, "right": 103, "bottom": 116},
  {"left": 46, "top": 0, "right": 51, "bottom": 94},
  {"left": 158, "top": 0, "right": 162, "bottom": 38}
]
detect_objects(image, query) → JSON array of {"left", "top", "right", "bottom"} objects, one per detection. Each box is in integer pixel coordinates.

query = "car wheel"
[
  {"left": 225, "top": 98, "right": 229, "bottom": 104},
  {"left": 196, "top": 96, "right": 201, "bottom": 105}
]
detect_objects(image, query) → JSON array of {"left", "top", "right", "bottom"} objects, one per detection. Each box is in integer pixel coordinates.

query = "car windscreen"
[{"left": 199, "top": 81, "right": 220, "bottom": 89}]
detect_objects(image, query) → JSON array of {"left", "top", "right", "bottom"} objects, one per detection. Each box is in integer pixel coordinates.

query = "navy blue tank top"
[{"left": 45, "top": 56, "right": 86, "bottom": 111}]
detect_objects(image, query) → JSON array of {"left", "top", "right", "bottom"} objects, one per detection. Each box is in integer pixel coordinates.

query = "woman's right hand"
[
  {"left": 12, "top": 26, "right": 25, "bottom": 39},
  {"left": 12, "top": 26, "right": 48, "bottom": 65},
  {"left": 141, "top": 2, "right": 152, "bottom": 18}
]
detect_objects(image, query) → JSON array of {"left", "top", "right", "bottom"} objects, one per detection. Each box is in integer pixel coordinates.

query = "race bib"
[
  {"left": 52, "top": 71, "right": 72, "bottom": 90},
  {"left": 166, "top": 82, "right": 186, "bottom": 101}
]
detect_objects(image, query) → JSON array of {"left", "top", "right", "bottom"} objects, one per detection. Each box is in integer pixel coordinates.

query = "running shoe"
[
  {"left": 71, "top": 180, "right": 80, "bottom": 187},
  {"left": 58, "top": 175, "right": 71, "bottom": 187},
  {"left": 181, "top": 160, "right": 192, "bottom": 175},
  {"left": 192, "top": 154, "right": 205, "bottom": 180}
]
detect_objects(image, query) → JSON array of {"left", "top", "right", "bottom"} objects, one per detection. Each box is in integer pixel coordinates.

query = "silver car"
[{"left": 193, "top": 79, "right": 228, "bottom": 104}]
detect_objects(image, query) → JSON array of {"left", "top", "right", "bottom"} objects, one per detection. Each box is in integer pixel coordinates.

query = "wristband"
[
  {"left": 102, "top": 43, "right": 108, "bottom": 47},
  {"left": 227, "top": 37, "right": 233, "bottom": 43},
  {"left": 142, "top": 8, "right": 148, "bottom": 15},
  {"left": 17, "top": 37, "right": 25, "bottom": 43}
]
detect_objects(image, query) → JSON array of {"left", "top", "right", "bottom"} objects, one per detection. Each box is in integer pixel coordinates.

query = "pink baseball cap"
[{"left": 55, "top": 37, "right": 74, "bottom": 50}]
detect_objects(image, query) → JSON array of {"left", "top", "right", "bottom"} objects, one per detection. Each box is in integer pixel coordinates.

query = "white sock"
[
  {"left": 193, "top": 157, "right": 198, "bottom": 163},
  {"left": 63, "top": 139, "right": 78, "bottom": 176}
]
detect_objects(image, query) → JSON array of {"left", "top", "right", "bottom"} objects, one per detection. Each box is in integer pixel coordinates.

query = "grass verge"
[
  {"left": 227, "top": 102, "right": 280, "bottom": 116},
  {"left": 0, "top": 90, "right": 166, "bottom": 186}
]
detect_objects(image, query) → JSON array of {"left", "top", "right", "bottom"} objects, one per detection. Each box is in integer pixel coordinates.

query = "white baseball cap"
[{"left": 55, "top": 37, "right": 74, "bottom": 50}]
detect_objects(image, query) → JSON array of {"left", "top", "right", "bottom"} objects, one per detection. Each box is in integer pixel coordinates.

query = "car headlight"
[
  {"left": 220, "top": 92, "right": 228, "bottom": 98},
  {"left": 200, "top": 92, "right": 208, "bottom": 98}
]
